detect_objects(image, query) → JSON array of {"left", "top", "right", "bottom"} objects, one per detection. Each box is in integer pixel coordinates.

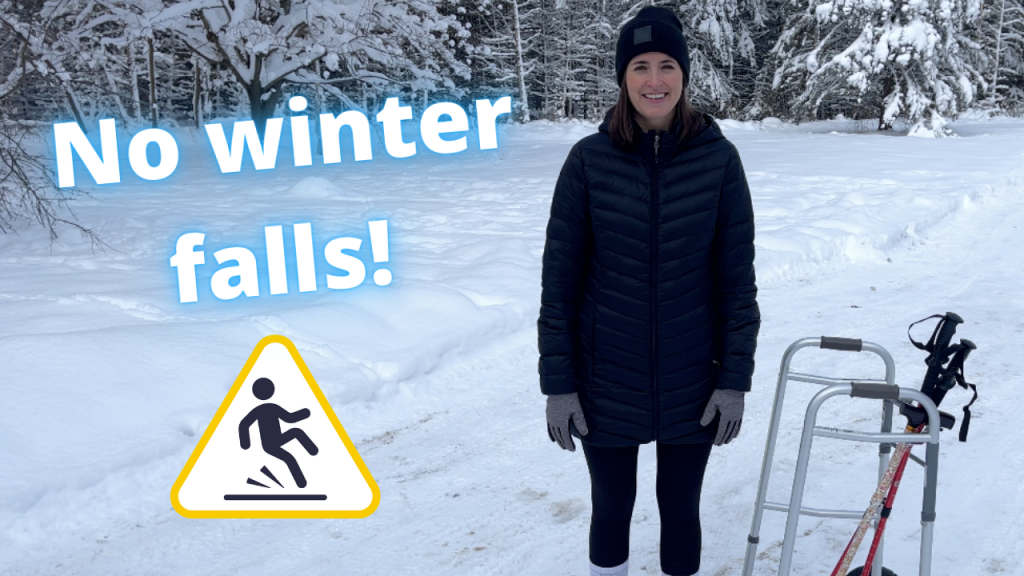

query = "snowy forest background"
[
  {"left": 6, "top": 0, "right": 1024, "bottom": 131},
  {"left": 3, "top": 0, "right": 1024, "bottom": 234}
]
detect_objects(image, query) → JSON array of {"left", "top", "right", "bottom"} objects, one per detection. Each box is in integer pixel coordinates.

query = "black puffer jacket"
[{"left": 538, "top": 112, "right": 760, "bottom": 447}]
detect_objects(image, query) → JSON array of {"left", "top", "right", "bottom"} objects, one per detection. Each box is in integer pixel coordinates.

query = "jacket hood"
[{"left": 597, "top": 107, "right": 725, "bottom": 151}]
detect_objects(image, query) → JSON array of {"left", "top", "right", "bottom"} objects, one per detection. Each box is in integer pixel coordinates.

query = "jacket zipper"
[{"left": 651, "top": 133, "right": 660, "bottom": 439}]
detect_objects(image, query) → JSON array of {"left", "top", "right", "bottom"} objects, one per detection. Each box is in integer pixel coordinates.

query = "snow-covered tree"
[
  {"left": 0, "top": 1, "right": 95, "bottom": 129},
  {"left": 542, "top": 0, "right": 607, "bottom": 119},
  {"left": 975, "top": 0, "right": 1024, "bottom": 112},
  {"left": 579, "top": 0, "right": 624, "bottom": 119},
  {"left": 173, "top": 0, "right": 355, "bottom": 134},
  {"left": 173, "top": 0, "right": 470, "bottom": 134},
  {"left": 741, "top": 0, "right": 791, "bottom": 118},
  {"left": 78, "top": 0, "right": 171, "bottom": 127},
  {"left": 460, "top": 0, "right": 540, "bottom": 121},
  {"left": 0, "top": 0, "right": 186, "bottom": 129},
  {"left": 0, "top": 2, "right": 97, "bottom": 241},
  {"left": 769, "top": 0, "right": 987, "bottom": 135},
  {"left": 509, "top": 0, "right": 535, "bottom": 120}
]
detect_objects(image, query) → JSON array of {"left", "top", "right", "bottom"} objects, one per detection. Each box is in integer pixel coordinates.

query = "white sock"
[{"left": 590, "top": 559, "right": 628, "bottom": 576}]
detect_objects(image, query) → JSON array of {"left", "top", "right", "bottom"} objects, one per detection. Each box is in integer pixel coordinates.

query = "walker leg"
[
  {"left": 742, "top": 351, "right": 799, "bottom": 576},
  {"left": 919, "top": 442, "right": 939, "bottom": 576},
  {"left": 873, "top": 400, "right": 894, "bottom": 576},
  {"left": 778, "top": 404, "right": 820, "bottom": 576},
  {"left": 741, "top": 537, "right": 759, "bottom": 576}
]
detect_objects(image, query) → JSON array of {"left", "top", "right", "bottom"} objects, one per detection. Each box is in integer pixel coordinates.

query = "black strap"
[
  {"left": 959, "top": 382, "right": 978, "bottom": 442},
  {"left": 946, "top": 359, "right": 978, "bottom": 442},
  {"left": 908, "top": 314, "right": 945, "bottom": 353}
]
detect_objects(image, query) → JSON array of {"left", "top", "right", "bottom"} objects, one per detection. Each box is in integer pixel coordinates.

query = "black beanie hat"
[{"left": 615, "top": 6, "right": 690, "bottom": 88}]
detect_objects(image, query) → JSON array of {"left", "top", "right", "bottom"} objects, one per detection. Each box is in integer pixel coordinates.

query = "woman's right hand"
[{"left": 546, "top": 392, "right": 589, "bottom": 451}]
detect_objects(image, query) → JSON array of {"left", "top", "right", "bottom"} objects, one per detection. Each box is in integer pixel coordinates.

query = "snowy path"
[{"left": 3, "top": 119, "right": 1024, "bottom": 575}]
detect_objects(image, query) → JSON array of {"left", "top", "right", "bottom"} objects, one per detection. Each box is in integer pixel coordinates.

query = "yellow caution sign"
[{"left": 171, "top": 335, "right": 380, "bottom": 518}]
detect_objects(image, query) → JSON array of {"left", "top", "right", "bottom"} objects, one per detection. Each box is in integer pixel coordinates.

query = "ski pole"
[
  {"left": 835, "top": 315, "right": 978, "bottom": 576},
  {"left": 860, "top": 424, "right": 925, "bottom": 574},
  {"left": 909, "top": 312, "right": 962, "bottom": 404},
  {"left": 830, "top": 441, "right": 913, "bottom": 576},
  {"left": 859, "top": 339, "right": 977, "bottom": 573}
]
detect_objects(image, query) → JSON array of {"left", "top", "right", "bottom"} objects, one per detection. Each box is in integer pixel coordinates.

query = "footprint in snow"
[
  {"left": 516, "top": 488, "right": 548, "bottom": 501},
  {"left": 549, "top": 498, "right": 587, "bottom": 524}
]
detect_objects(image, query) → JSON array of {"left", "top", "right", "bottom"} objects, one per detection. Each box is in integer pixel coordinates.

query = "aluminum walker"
[{"left": 740, "top": 337, "right": 943, "bottom": 576}]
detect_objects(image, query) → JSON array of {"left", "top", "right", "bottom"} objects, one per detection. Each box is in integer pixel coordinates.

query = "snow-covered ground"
[{"left": 2, "top": 114, "right": 1023, "bottom": 575}]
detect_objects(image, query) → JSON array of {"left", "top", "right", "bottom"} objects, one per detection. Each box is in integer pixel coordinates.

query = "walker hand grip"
[
  {"left": 850, "top": 382, "right": 900, "bottom": 400},
  {"left": 820, "top": 337, "right": 863, "bottom": 352}
]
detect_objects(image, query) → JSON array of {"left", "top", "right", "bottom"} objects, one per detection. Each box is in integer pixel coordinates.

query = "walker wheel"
[{"left": 847, "top": 567, "right": 897, "bottom": 576}]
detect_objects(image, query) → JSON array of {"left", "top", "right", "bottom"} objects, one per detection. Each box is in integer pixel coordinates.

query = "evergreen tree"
[
  {"left": 742, "top": 0, "right": 790, "bottom": 118},
  {"left": 580, "top": 0, "right": 625, "bottom": 120},
  {"left": 769, "top": 0, "right": 986, "bottom": 135}
]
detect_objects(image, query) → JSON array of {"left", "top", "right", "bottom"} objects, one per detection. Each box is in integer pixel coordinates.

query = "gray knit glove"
[
  {"left": 700, "top": 389, "right": 745, "bottom": 446},
  {"left": 546, "top": 392, "right": 589, "bottom": 451}
]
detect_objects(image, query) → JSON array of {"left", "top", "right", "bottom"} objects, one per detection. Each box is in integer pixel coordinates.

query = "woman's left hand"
[{"left": 699, "top": 389, "right": 745, "bottom": 446}]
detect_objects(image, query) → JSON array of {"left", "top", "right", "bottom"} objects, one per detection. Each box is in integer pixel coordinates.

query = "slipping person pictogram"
[
  {"left": 171, "top": 335, "right": 380, "bottom": 518},
  {"left": 239, "top": 377, "right": 319, "bottom": 488}
]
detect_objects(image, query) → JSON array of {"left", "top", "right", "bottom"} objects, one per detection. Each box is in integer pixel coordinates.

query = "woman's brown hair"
[{"left": 607, "top": 79, "right": 704, "bottom": 149}]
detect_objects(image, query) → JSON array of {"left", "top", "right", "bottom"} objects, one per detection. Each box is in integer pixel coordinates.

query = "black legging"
[{"left": 582, "top": 441, "right": 714, "bottom": 576}]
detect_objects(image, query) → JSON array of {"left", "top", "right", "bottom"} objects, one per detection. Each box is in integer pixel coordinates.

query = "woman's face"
[{"left": 624, "top": 52, "right": 684, "bottom": 132}]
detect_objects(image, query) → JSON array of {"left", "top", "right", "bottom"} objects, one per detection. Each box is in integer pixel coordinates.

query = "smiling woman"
[{"left": 538, "top": 6, "right": 760, "bottom": 576}]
